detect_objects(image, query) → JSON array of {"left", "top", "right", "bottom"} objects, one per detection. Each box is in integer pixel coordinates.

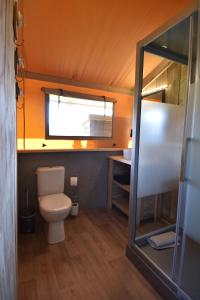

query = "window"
[{"left": 43, "top": 88, "right": 115, "bottom": 139}]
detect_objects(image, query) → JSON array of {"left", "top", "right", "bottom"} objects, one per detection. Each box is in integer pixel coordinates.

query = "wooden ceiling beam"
[{"left": 18, "top": 70, "right": 134, "bottom": 96}]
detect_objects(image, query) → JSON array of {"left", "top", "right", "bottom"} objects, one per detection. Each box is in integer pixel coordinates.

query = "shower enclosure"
[{"left": 127, "top": 8, "right": 200, "bottom": 300}]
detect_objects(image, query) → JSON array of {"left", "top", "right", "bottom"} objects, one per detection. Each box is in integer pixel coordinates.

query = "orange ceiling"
[{"left": 22, "top": 0, "right": 196, "bottom": 90}]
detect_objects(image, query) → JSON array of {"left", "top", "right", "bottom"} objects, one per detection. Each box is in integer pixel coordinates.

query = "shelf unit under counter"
[
  {"left": 112, "top": 179, "right": 130, "bottom": 193},
  {"left": 107, "top": 155, "right": 131, "bottom": 216},
  {"left": 111, "top": 196, "right": 129, "bottom": 216}
]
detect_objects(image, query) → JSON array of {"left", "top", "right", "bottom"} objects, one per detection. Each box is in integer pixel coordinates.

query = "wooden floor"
[{"left": 18, "top": 209, "right": 162, "bottom": 300}]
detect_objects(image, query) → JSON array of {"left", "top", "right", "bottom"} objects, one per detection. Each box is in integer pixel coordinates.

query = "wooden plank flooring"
[{"left": 18, "top": 209, "right": 162, "bottom": 300}]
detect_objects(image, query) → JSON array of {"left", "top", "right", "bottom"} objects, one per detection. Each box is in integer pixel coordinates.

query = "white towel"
[{"left": 148, "top": 231, "right": 178, "bottom": 250}]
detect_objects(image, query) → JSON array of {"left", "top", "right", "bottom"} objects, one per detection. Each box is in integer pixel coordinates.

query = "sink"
[{"left": 123, "top": 149, "right": 132, "bottom": 161}]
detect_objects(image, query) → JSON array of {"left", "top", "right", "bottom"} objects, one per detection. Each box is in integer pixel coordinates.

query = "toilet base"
[{"left": 47, "top": 220, "right": 65, "bottom": 244}]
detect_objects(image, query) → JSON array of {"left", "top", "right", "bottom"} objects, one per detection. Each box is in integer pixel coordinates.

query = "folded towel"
[{"left": 148, "top": 231, "right": 178, "bottom": 250}]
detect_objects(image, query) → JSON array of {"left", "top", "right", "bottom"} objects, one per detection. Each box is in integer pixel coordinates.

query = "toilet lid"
[{"left": 39, "top": 193, "right": 72, "bottom": 213}]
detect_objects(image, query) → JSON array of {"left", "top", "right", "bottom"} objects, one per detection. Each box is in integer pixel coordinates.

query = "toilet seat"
[{"left": 39, "top": 193, "right": 72, "bottom": 213}]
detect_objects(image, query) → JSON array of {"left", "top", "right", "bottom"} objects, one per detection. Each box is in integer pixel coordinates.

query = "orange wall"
[{"left": 17, "top": 79, "right": 133, "bottom": 149}]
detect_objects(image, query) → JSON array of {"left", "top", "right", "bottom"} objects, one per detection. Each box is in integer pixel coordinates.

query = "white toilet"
[{"left": 36, "top": 166, "right": 72, "bottom": 244}]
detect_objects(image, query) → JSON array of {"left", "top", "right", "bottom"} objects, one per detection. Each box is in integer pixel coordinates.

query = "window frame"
[{"left": 43, "top": 88, "right": 116, "bottom": 140}]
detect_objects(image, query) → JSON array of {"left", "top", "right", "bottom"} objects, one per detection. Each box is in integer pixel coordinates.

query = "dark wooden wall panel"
[
  {"left": 143, "top": 62, "right": 188, "bottom": 105},
  {"left": 0, "top": 0, "right": 17, "bottom": 299}
]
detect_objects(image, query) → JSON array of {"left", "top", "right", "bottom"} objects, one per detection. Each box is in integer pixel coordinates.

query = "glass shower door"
[
  {"left": 132, "top": 17, "right": 190, "bottom": 281},
  {"left": 172, "top": 11, "right": 200, "bottom": 300},
  {"left": 135, "top": 98, "right": 185, "bottom": 278},
  {"left": 129, "top": 10, "right": 199, "bottom": 300},
  {"left": 173, "top": 83, "right": 200, "bottom": 300},
  {"left": 174, "top": 83, "right": 200, "bottom": 300}
]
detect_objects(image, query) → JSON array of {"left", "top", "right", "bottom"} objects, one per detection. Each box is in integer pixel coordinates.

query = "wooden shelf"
[
  {"left": 112, "top": 196, "right": 129, "bottom": 216},
  {"left": 113, "top": 179, "right": 130, "bottom": 193},
  {"left": 18, "top": 148, "right": 123, "bottom": 154},
  {"left": 109, "top": 155, "right": 131, "bottom": 165},
  {"left": 107, "top": 155, "right": 131, "bottom": 217}
]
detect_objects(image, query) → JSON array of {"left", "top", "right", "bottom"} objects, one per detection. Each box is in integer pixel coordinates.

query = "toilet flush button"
[{"left": 70, "top": 177, "right": 78, "bottom": 186}]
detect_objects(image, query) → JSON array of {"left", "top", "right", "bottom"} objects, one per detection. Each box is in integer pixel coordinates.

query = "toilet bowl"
[{"left": 36, "top": 166, "right": 72, "bottom": 244}]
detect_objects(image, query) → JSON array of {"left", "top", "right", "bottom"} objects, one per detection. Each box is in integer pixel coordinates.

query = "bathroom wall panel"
[
  {"left": 17, "top": 151, "right": 122, "bottom": 218},
  {"left": 0, "top": 0, "right": 17, "bottom": 299},
  {"left": 143, "top": 62, "right": 188, "bottom": 106}
]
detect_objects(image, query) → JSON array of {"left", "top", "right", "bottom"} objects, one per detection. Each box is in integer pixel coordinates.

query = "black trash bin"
[{"left": 20, "top": 208, "right": 36, "bottom": 233}]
